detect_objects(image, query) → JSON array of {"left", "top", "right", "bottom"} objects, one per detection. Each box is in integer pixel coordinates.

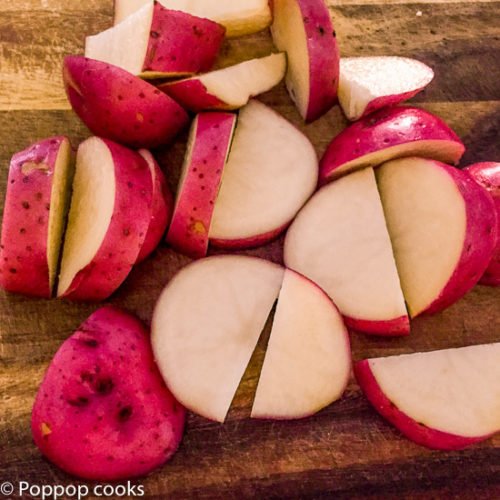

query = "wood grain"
[{"left": 1, "top": 0, "right": 499, "bottom": 498}]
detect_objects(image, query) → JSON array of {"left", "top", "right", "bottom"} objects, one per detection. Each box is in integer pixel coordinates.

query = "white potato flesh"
[
  {"left": 369, "top": 343, "right": 500, "bottom": 437},
  {"left": 209, "top": 100, "right": 317, "bottom": 240},
  {"left": 47, "top": 139, "right": 73, "bottom": 291},
  {"left": 57, "top": 138, "right": 115, "bottom": 296},
  {"left": 85, "top": 2, "right": 153, "bottom": 75},
  {"left": 377, "top": 158, "right": 466, "bottom": 317},
  {"left": 284, "top": 168, "right": 406, "bottom": 322},
  {"left": 271, "top": 0, "right": 310, "bottom": 118},
  {"left": 339, "top": 57, "right": 434, "bottom": 120},
  {"left": 252, "top": 270, "right": 351, "bottom": 419},
  {"left": 197, "top": 53, "right": 286, "bottom": 107},
  {"left": 152, "top": 256, "right": 284, "bottom": 422},
  {"left": 114, "top": 0, "right": 271, "bottom": 37}
]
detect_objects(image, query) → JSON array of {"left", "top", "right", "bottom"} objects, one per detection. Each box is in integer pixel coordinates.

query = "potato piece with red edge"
[
  {"left": 251, "top": 269, "right": 351, "bottom": 420},
  {"left": 284, "top": 168, "right": 409, "bottom": 336},
  {"left": 464, "top": 162, "right": 500, "bottom": 286},
  {"left": 114, "top": 0, "right": 271, "bottom": 38},
  {"left": 166, "top": 112, "right": 236, "bottom": 259},
  {"left": 136, "top": 150, "right": 173, "bottom": 263},
  {"left": 0, "top": 137, "right": 73, "bottom": 298},
  {"left": 63, "top": 56, "right": 189, "bottom": 149},
  {"left": 57, "top": 138, "right": 152, "bottom": 301},
  {"left": 152, "top": 255, "right": 284, "bottom": 422},
  {"left": 86, "top": 1, "right": 225, "bottom": 78},
  {"left": 271, "top": 0, "right": 339, "bottom": 122},
  {"left": 32, "top": 306, "right": 186, "bottom": 480},
  {"left": 377, "top": 157, "right": 497, "bottom": 318},
  {"left": 338, "top": 56, "right": 434, "bottom": 121},
  {"left": 354, "top": 343, "right": 500, "bottom": 450},
  {"left": 209, "top": 100, "right": 318, "bottom": 249},
  {"left": 319, "top": 106, "right": 465, "bottom": 185},
  {"left": 159, "top": 53, "right": 286, "bottom": 113}
]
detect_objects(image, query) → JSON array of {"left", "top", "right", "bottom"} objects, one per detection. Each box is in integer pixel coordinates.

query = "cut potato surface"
[
  {"left": 114, "top": 0, "right": 272, "bottom": 37},
  {"left": 355, "top": 343, "right": 500, "bottom": 448},
  {"left": 160, "top": 53, "right": 286, "bottom": 112},
  {"left": 271, "top": 0, "right": 339, "bottom": 122},
  {"left": 152, "top": 256, "right": 284, "bottom": 422},
  {"left": 377, "top": 157, "right": 497, "bottom": 317},
  {"left": 284, "top": 168, "right": 408, "bottom": 335},
  {"left": 319, "top": 106, "right": 465, "bottom": 184},
  {"left": 209, "top": 100, "right": 318, "bottom": 245},
  {"left": 339, "top": 57, "right": 434, "bottom": 121},
  {"left": 252, "top": 270, "right": 351, "bottom": 419}
]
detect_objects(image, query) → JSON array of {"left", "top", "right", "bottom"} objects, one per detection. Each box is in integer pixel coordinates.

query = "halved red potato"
[
  {"left": 114, "top": 0, "right": 272, "bottom": 38},
  {"left": 0, "top": 137, "right": 73, "bottom": 297},
  {"left": 32, "top": 306, "right": 185, "bottom": 480},
  {"left": 251, "top": 269, "right": 351, "bottom": 420},
  {"left": 319, "top": 106, "right": 465, "bottom": 184},
  {"left": 209, "top": 100, "right": 318, "bottom": 249},
  {"left": 86, "top": 1, "right": 225, "bottom": 78},
  {"left": 152, "top": 255, "right": 284, "bottom": 422},
  {"left": 284, "top": 168, "right": 409, "bottom": 336},
  {"left": 57, "top": 138, "right": 152, "bottom": 301},
  {"left": 63, "top": 56, "right": 189, "bottom": 149},
  {"left": 464, "top": 162, "right": 500, "bottom": 286},
  {"left": 271, "top": 0, "right": 339, "bottom": 122},
  {"left": 377, "top": 157, "right": 497, "bottom": 317},
  {"left": 166, "top": 112, "right": 236, "bottom": 259},
  {"left": 355, "top": 343, "right": 500, "bottom": 450},
  {"left": 338, "top": 56, "right": 434, "bottom": 121},
  {"left": 136, "top": 150, "right": 173, "bottom": 263},
  {"left": 159, "top": 53, "right": 286, "bottom": 113}
]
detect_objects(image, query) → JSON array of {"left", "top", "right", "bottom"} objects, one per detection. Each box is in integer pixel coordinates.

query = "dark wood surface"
[{"left": 1, "top": 1, "right": 499, "bottom": 498}]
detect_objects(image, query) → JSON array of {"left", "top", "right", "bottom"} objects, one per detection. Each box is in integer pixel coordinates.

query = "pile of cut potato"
[{"left": 0, "top": 0, "right": 498, "bottom": 482}]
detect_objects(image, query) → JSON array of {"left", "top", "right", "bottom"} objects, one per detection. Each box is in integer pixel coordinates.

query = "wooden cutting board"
[{"left": 1, "top": 1, "right": 499, "bottom": 498}]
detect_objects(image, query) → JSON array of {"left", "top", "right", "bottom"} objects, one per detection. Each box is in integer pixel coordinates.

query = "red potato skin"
[
  {"left": 345, "top": 315, "right": 410, "bottom": 337},
  {"left": 63, "top": 56, "right": 189, "bottom": 149},
  {"left": 209, "top": 222, "right": 288, "bottom": 250},
  {"left": 167, "top": 112, "right": 236, "bottom": 259},
  {"left": 136, "top": 150, "right": 173, "bottom": 263},
  {"left": 360, "top": 88, "right": 427, "bottom": 120},
  {"left": 144, "top": 3, "right": 225, "bottom": 75},
  {"left": 61, "top": 139, "right": 153, "bottom": 301},
  {"left": 354, "top": 359, "right": 491, "bottom": 450},
  {"left": 159, "top": 78, "right": 229, "bottom": 113},
  {"left": 319, "top": 106, "right": 465, "bottom": 185},
  {"left": 421, "top": 162, "right": 497, "bottom": 315},
  {"left": 0, "top": 137, "right": 69, "bottom": 298},
  {"left": 32, "top": 306, "right": 186, "bottom": 480},
  {"left": 464, "top": 162, "right": 500, "bottom": 286}
]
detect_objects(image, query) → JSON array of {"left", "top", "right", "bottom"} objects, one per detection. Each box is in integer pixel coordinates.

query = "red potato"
[
  {"left": 251, "top": 270, "right": 351, "bottom": 420},
  {"left": 319, "top": 106, "right": 465, "bottom": 184},
  {"left": 284, "top": 167, "right": 409, "bottom": 336},
  {"left": 63, "top": 56, "right": 189, "bottom": 149},
  {"left": 377, "top": 157, "right": 497, "bottom": 317},
  {"left": 209, "top": 100, "right": 318, "bottom": 249},
  {"left": 464, "top": 162, "right": 500, "bottom": 286},
  {"left": 114, "top": 0, "right": 271, "bottom": 38},
  {"left": 271, "top": 0, "right": 339, "bottom": 122},
  {"left": 166, "top": 112, "right": 236, "bottom": 259},
  {"left": 86, "top": 1, "right": 225, "bottom": 78},
  {"left": 136, "top": 150, "right": 173, "bottom": 263},
  {"left": 0, "top": 137, "right": 73, "bottom": 298},
  {"left": 338, "top": 56, "right": 434, "bottom": 121},
  {"left": 32, "top": 306, "right": 185, "bottom": 480},
  {"left": 57, "top": 138, "right": 153, "bottom": 301},
  {"left": 152, "top": 256, "right": 284, "bottom": 422},
  {"left": 354, "top": 343, "right": 500, "bottom": 450},
  {"left": 159, "top": 53, "right": 286, "bottom": 113}
]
